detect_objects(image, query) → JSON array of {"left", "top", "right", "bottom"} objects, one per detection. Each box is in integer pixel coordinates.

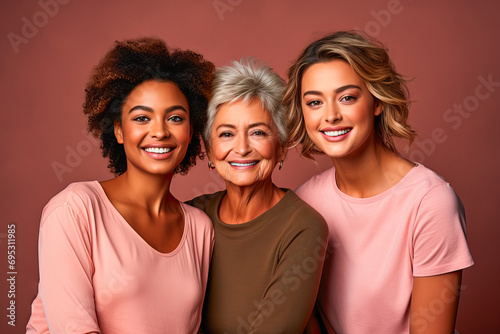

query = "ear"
[
  {"left": 114, "top": 120, "right": 124, "bottom": 144},
  {"left": 373, "top": 99, "right": 383, "bottom": 116},
  {"left": 206, "top": 146, "right": 214, "bottom": 162},
  {"left": 189, "top": 125, "right": 193, "bottom": 142}
]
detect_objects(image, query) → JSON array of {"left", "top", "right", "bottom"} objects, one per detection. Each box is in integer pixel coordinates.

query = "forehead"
[
  {"left": 124, "top": 80, "right": 188, "bottom": 107},
  {"left": 301, "top": 60, "right": 365, "bottom": 91},
  {"left": 214, "top": 99, "right": 274, "bottom": 125}
]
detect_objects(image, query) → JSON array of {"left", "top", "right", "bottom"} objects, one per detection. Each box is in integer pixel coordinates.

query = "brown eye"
[
  {"left": 133, "top": 116, "right": 149, "bottom": 122},
  {"left": 306, "top": 100, "right": 322, "bottom": 107},
  {"left": 168, "top": 115, "right": 183, "bottom": 123},
  {"left": 340, "top": 96, "right": 356, "bottom": 102},
  {"left": 219, "top": 132, "right": 232, "bottom": 138},
  {"left": 252, "top": 130, "right": 266, "bottom": 136}
]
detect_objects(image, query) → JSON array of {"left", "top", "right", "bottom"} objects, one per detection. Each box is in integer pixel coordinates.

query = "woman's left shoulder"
[
  {"left": 283, "top": 190, "right": 329, "bottom": 233},
  {"left": 180, "top": 202, "right": 214, "bottom": 231},
  {"left": 405, "top": 165, "right": 465, "bottom": 219},
  {"left": 408, "top": 163, "right": 451, "bottom": 186},
  {"left": 400, "top": 164, "right": 459, "bottom": 198}
]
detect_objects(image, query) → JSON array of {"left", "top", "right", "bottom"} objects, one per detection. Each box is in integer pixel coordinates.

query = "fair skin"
[
  {"left": 301, "top": 60, "right": 461, "bottom": 333},
  {"left": 208, "top": 98, "right": 285, "bottom": 224},
  {"left": 101, "top": 80, "right": 192, "bottom": 253}
]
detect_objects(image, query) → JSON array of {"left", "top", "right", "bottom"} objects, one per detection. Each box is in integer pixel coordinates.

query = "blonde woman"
[{"left": 284, "top": 31, "right": 473, "bottom": 334}]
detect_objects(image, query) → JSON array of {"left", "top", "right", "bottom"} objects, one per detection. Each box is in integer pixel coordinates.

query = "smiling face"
[
  {"left": 208, "top": 98, "right": 283, "bottom": 188},
  {"left": 300, "top": 59, "right": 382, "bottom": 160},
  {"left": 114, "top": 80, "right": 192, "bottom": 177}
]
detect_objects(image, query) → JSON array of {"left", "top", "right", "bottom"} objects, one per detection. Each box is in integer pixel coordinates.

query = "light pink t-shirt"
[
  {"left": 296, "top": 164, "right": 473, "bottom": 334},
  {"left": 26, "top": 181, "right": 214, "bottom": 334}
]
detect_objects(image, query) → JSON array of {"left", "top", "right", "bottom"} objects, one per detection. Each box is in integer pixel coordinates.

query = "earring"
[
  {"left": 208, "top": 160, "right": 215, "bottom": 170},
  {"left": 278, "top": 160, "right": 284, "bottom": 170}
]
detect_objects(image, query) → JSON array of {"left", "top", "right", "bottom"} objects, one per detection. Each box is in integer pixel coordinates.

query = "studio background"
[{"left": 1, "top": 0, "right": 499, "bottom": 333}]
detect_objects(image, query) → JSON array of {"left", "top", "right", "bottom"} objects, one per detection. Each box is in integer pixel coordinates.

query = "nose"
[
  {"left": 325, "top": 103, "right": 341, "bottom": 123},
  {"left": 149, "top": 119, "right": 169, "bottom": 139},
  {"left": 234, "top": 133, "right": 251, "bottom": 155}
]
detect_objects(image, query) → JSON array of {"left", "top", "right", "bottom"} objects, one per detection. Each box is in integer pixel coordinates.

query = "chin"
[{"left": 224, "top": 177, "right": 259, "bottom": 188}]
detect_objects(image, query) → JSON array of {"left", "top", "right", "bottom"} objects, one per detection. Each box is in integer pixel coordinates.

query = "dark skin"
[
  {"left": 100, "top": 175, "right": 184, "bottom": 253},
  {"left": 100, "top": 80, "right": 192, "bottom": 253}
]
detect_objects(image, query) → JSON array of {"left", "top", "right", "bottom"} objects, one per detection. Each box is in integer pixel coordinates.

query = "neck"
[
  {"left": 333, "top": 142, "right": 408, "bottom": 198},
  {"left": 111, "top": 167, "right": 176, "bottom": 215},
  {"left": 220, "top": 178, "right": 284, "bottom": 224}
]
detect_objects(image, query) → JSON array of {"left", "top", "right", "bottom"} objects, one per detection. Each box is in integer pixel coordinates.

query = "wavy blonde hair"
[{"left": 283, "top": 31, "right": 415, "bottom": 159}]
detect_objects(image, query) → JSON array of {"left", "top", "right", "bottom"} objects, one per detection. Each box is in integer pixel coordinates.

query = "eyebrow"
[
  {"left": 215, "top": 122, "right": 272, "bottom": 130},
  {"left": 303, "top": 84, "right": 361, "bottom": 98},
  {"left": 128, "top": 105, "right": 187, "bottom": 114}
]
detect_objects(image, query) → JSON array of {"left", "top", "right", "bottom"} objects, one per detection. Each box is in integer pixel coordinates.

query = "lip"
[
  {"left": 320, "top": 127, "right": 352, "bottom": 142},
  {"left": 228, "top": 160, "right": 259, "bottom": 169},
  {"left": 141, "top": 144, "right": 176, "bottom": 160}
]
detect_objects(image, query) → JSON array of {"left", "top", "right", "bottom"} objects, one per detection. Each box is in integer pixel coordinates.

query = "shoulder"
[
  {"left": 181, "top": 202, "right": 214, "bottom": 230},
  {"left": 280, "top": 190, "right": 329, "bottom": 236},
  {"left": 46, "top": 181, "right": 102, "bottom": 206},
  {"left": 404, "top": 164, "right": 448, "bottom": 189},
  {"left": 404, "top": 164, "right": 462, "bottom": 205},
  {"left": 295, "top": 167, "right": 334, "bottom": 197},
  {"left": 185, "top": 191, "right": 225, "bottom": 218},
  {"left": 180, "top": 203, "right": 215, "bottom": 251},
  {"left": 41, "top": 181, "right": 103, "bottom": 226},
  {"left": 405, "top": 165, "right": 466, "bottom": 234}
]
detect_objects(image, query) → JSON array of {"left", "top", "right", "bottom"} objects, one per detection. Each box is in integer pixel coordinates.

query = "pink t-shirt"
[
  {"left": 26, "top": 181, "right": 214, "bottom": 334},
  {"left": 296, "top": 164, "right": 473, "bottom": 334}
]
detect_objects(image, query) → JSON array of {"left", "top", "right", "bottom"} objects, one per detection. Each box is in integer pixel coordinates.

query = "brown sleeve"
[{"left": 249, "top": 206, "right": 329, "bottom": 333}]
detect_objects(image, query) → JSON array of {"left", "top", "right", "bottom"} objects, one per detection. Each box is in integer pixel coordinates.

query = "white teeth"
[
  {"left": 144, "top": 147, "right": 172, "bottom": 154},
  {"left": 229, "top": 162, "right": 258, "bottom": 167},
  {"left": 323, "top": 129, "right": 351, "bottom": 137}
]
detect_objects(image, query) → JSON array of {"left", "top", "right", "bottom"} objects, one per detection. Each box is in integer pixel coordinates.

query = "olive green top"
[{"left": 189, "top": 189, "right": 328, "bottom": 333}]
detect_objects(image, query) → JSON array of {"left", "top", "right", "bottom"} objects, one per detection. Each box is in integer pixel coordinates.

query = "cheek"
[
  {"left": 120, "top": 123, "right": 140, "bottom": 144},
  {"left": 210, "top": 140, "right": 231, "bottom": 161},
  {"left": 175, "top": 124, "right": 193, "bottom": 145},
  {"left": 350, "top": 108, "right": 374, "bottom": 128},
  {"left": 302, "top": 111, "right": 319, "bottom": 134},
  {"left": 266, "top": 144, "right": 280, "bottom": 161},
  {"left": 254, "top": 139, "right": 280, "bottom": 161}
]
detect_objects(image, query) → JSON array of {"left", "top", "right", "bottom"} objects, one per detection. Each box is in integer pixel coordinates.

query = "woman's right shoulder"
[
  {"left": 42, "top": 181, "right": 103, "bottom": 220},
  {"left": 185, "top": 191, "right": 225, "bottom": 214},
  {"left": 295, "top": 167, "right": 334, "bottom": 197}
]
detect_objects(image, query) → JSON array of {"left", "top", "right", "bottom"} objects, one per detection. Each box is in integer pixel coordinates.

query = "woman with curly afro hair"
[{"left": 27, "top": 37, "right": 215, "bottom": 333}]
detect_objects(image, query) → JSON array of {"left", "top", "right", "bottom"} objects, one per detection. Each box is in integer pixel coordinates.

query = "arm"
[
  {"left": 38, "top": 202, "right": 101, "bottom": 333},
  {"left": 410, "top": 270, "right": 462, "bottom": 334},
  {"left": 249, "top": 210, "right": 329, "bottom": 333},
  {"left": 410, "top": 183, "right": 472, "bottom": 334}
]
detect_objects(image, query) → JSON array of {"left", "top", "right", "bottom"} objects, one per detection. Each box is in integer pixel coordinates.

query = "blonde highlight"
[{"left": 283, "top": 31, "right": 416, "bottom": 159}]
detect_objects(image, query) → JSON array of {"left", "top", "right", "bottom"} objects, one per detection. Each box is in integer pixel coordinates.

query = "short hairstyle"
[
  {"left": 83, "top": 37, "right": 214, "bottom": 175},
  {"left": 283, "top": 31, "right": 416, "bottom": 159},
  {"left": 204, "top": 57, "right": 287, "bottom": 148}
]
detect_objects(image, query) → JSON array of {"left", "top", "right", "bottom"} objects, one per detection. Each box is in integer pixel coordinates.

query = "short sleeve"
[
  {"left": 38, "top": 202, "right": 101, "bottom": 333},
  {"left": 412, "top": 183, "right": 473, "bottom": 277}
]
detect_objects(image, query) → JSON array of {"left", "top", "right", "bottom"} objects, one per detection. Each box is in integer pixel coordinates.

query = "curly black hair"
[{"left": 83, "top": 37, "right": 214, "bottom": 175}]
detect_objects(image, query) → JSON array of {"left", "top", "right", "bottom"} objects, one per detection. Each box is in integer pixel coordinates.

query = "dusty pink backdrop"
[{"left": 1, "top": 0, "right": 499, "bottom": 332}]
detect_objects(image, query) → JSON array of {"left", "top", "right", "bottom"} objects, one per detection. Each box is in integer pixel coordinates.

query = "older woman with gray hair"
[{"left": 189, "top": 58, "right": 328, "bottom": 333}]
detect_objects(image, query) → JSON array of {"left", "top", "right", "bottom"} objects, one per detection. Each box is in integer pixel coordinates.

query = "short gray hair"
[{"left": 204, "top": 57, "right": 287, "bottom": 148}]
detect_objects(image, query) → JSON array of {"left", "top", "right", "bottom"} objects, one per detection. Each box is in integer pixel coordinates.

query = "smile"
[
  {"left": 229, "top": 161, "right": 258, "bottom": 167},
  {"left": 143, "top": 147, "right": 173, "bottom": 154},
  {"left": 322, "top": 129, "right": 351, "bottom": 137}
]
